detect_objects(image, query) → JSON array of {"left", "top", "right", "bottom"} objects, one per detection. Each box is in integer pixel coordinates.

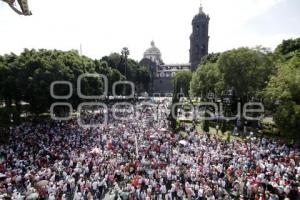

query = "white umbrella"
[
  {"left": 150, "top": 135, "right": 157, "bottom": 139},
  {"left": 90, "top": 147, "right": 101, "bottom": 154},
  {"left": 159, "top": 128, "right": 167, "bottom": 132},
  {"left": 0, "top": 173, "right": 7, "bottom": 178},
  {"left": 27, "top": 193, "right": 39, "bottom": 200},
  {"left": 179, "top": 140, "right": 188, "bottom": 146}
]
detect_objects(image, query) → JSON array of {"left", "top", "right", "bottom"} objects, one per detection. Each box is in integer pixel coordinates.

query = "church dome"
[
  {"left": 143, "top": 41, "right": 163, "bottom": 64},
  {"left": 144, "top": 41, "right": 161, "bottom": 56}
]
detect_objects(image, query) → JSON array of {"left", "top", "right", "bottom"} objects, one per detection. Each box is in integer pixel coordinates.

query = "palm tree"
[{"left": 121, "top": 47, "right": 130, "bottom": 79}]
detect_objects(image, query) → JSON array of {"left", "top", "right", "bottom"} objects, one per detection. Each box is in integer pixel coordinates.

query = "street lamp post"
[{"left": 9, "top": 113, "right": 13, "bottom": 142}]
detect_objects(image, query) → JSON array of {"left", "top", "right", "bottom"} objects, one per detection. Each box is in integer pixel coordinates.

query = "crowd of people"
[{"left": 0, "top": 100, "right": 300, "bottom": 200}]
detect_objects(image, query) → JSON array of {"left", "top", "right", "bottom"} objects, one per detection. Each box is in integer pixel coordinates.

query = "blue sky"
[{"left": 0, "top": 0, "right": 299, "bottom": 63}]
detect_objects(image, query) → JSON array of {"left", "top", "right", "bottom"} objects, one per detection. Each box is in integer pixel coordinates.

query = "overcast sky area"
[{"left": 0, "top": 0, "right": 299, "bottom": 63}]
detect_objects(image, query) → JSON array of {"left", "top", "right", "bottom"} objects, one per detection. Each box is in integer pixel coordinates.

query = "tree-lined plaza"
[
  {"left": 172, "top": 38, "right": 300, "bottom": 141},
  {"left": 1, "top": 0, "right": 300, "bottom": 199}
]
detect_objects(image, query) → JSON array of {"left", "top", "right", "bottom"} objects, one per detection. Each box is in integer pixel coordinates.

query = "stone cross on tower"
[{"left": 199, "top": 0, "right": 203, "bottom": 14}]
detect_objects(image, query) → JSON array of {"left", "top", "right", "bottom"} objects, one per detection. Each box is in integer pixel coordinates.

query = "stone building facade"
[{"left": 141, "top": 5, "right": 209, "bottom": 95}]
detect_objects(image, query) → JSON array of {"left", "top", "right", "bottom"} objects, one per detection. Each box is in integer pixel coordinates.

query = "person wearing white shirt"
[
  {"left": 48, "top": 193, "right": 55, "bottom": 200},
  {"left": 73, "top": 192, "right": 82, "bottom": 200},
  {"left": 198, "top": 186, "right": 204, "bottom": 199},
  {"left": 177, "top": 188, "right": 184, "bottom": 200},
  {"left": 161, "top": 184, "right": 167, "bottom": 199},
  {"left": 92, "top": 180, "right": 99, "bottom": 196}
]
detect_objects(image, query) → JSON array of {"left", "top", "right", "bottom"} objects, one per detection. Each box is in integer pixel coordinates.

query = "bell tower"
[{"left": 189, "top": 4, "right": 209, "bottom": 70}]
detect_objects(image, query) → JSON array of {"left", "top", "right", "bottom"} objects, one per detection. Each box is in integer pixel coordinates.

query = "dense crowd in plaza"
[{"left": 0, "top": 100, "right": 300, "bottom": 200}]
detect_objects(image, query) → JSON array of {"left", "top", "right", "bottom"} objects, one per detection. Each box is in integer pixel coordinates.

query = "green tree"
[
  {"left": 0, "top": 54, "right": 23, "bottom": 110},
  {"left": 200, "top": 53, "right": 221, "bottom": 65},
  {"left": 263, "top": 38, "right": 300, "bottom": 138},
  {"left": 121, "top": 47, "right": 130, "bottom": 78},
  {"left": 203, "top": 114, "right": 210, "bottom": 133},
  {"left": 263, "top": 55, "right": 300, "bottom": 103},
  {"left": 101, "top": 51, "right": 151, "bottom": 93},
  {"left": 190, "top": 63, "right": 223, "bottom": 98},
  {"left": 273, "top": 102, "right": 300, "bottom": 138},
  {"left": 172, "top": 71, "right": 193, "bottom": 95},
  {"left": 218, "top": 47, "right": 275, "bottom": 102},
  {"left": 14, "top": 49, "right": 106, "bottom": 115},
  {"left": 170, "top": 71, "right": 193, "bottom": 130},
  {"left": 136, "top": 66, "right": 151, "bottom": 92},
  {"left": 275, "top": 38, "right": 300, "bottom": 56}
]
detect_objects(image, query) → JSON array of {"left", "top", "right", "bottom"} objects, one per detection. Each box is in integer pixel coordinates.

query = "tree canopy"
[
  {"left": 172, "top": 71, "right": 192, "bottom": 95},
  {"left": 190, "top": 48, "right": 274, "bottom": 101},
  {"left": 190, "top": 62, "right": 222, "bottom": 98},
  {"left": 217, "top": 48, "right": 274, "bottom": 101},
  {"left": 263, "top": 38, "right": 300, "bottom": 137},
  {"left": 189, "top": 39, "right": 300, "bottom": 138},
  {"left": 0, "top": 48, "right": 150, "bottom": 119}
]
